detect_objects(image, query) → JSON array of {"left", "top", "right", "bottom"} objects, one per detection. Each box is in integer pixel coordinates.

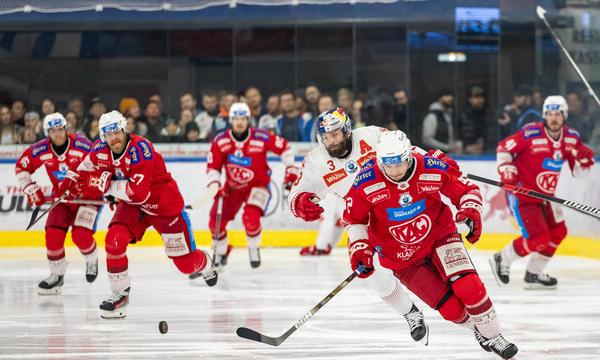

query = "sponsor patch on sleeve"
[
  {"left": 353, "top": 168, "right": 375, "bottom": 188},
  {"left": 253, "top": 130, "right": 270, "bottom": 141},
  {"left": 424, "top": 157, "right": 447, "bottom": 171},
  {"left": 521, "top": 127, "right": 541, "bottom": 139},
  {"left": 93, "top": 141, "right": 106, "bottom": 152},
  {"left": 72, "top": 139, "right": 91, "bottom": 152},
  {"left": 566, "top": 128, "right": 580, "bottom": 139},
  {"left": 137, "top": 140, "right": 153, "bottom": 160},
  {"left": 31, "top": 142, "right": 48, "bottom": 158},
  {"left": 129, "top": 146, "right": 141, "bottom": 164}
]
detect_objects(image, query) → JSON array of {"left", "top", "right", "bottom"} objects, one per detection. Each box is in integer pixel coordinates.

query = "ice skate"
[
  {"left": 489, "top": 252, "right": 510, "bottom": 285},
  {"left": 249, "top": 247, "right": 261, "bottom": 268},
  {"left": 86, "top": 258, "right": 98, "bottom": 283},
  {"left": 403, "top": 304, "right": 429, "bottom": 345},
  {"left": 38, "top": 274, "right": 64, "bottom": 295},
  {"left": 99, "top": 287, "right": 130, "bottom": 319},
  {"left": 524, "top": 271, "right": 557, "bottom": 290}
]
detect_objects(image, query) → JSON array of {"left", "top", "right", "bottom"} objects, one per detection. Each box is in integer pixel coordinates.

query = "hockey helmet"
[
  {"left": 317, "top": 107, "right": 351, "bottom": 141},
  {"left": 99, "top": 110, "right": 128, "bottom": 142},
  {"left": 229, "top": 102, "right": 251, "bottom": 119},
  {"left": 376, "top": 130, "right": 412, "bottom": 167},
  {"left": 542, "top": 95, "right": 568, "bottom": 120},
  {"left": 43, "top": 112, "right": 67, "bottom": 137}
]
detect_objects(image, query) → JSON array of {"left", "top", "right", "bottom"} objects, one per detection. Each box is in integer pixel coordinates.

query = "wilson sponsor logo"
[
  {"left": 323, "top": 168, "right": 347, "bottom": 187},
  {"left": 357, "top": 151, "right": 376, "bottom": 168},
  {"left": 417, "top": 182, "right": 442, "bottom": 194},
  {"left": 367, "top": 190, "right": 390, "bottom": 204}
]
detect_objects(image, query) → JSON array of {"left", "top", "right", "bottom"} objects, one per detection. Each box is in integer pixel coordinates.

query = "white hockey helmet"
[
  {"left": 376, "top": 130, "right": 412, "bottom": 167},
  {"left": 99, "top": 110, "right": 128, "bottom": 142},
  {"left": 542, "top": 95, "right": 568, "bottom": 120},
  {"left": 229, "top": 102, "right": 251, "bottom": 119},
  {"left": 317, "top": 107, "right": 352, "bottom": 140},
  {"left": 43, "top": 112, "right": 67, "bottom": 137}
]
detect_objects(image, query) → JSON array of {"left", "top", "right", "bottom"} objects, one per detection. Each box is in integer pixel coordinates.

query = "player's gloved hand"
[
  {"left": 348, "top": 239, "right": 374, "bottom": 278},
  {"left": 23, "top": 182, "right": 45, "bottom": 207},
  {"left": 426, "top": 149, "right": 459, "bottom": 170},
  {"left": 57, "top": 170, "right": 82, "bottom": 200},
  {"left": 291, "top": 192, "right": 323, "bottom": 221},
  {"left": 208, "top": 181, "right": 228, "bottom": 200},
  {"left": 455, "top": 202, "right": 482, "bottom": 244},
  {"left": 498, "top": 162, "right": 518, "bottom": 185},
  {"left": 88, "top": 171, "right": 113, "bottom": 193},
  {"left": 573, "top": 146, "right": 595, "bottom": 169},
  {"left": 105, "top": 195, "right": 118, "bottom": 211},
  {"left": 283, "top": 165, "right": 300, "bottom": 191}
]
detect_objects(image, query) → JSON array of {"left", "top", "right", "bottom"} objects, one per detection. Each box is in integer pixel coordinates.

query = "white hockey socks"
[
  {"left": 49, "top": 258, "right": 68, "bottom": 276},
  {"left": 108, "top": 270, "right": 131, "bottom": 293},
  {"left": 526, "top": 252, "right": 552, "bottom": 275},
  {"left": 365, "top": 267, "right": 413, "bottom": 315}
]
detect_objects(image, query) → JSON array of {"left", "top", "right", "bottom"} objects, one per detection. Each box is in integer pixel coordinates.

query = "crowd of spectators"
[{"left": 2, "top": 83, "right": 600, "bottom": 155}]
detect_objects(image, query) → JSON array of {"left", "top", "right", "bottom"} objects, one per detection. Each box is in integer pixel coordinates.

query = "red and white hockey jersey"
[
  {"left": 343, "top": 151, "right": 481, "bottom": 271},
  {"left": 78, "top": 134, "right": 183, "bottom": 216},
  {"left": 15, "top": 134, "right": 94, "bottom": 196},
  {"left": 206, "top": 128, "right": 294, "bottom": 189},
  {"left": 497, "top": 122, "right": 588, "bottom": 204}
]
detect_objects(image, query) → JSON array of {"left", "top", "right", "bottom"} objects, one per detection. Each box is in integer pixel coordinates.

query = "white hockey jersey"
[{"left": 289, "top": 126, "right": 384, "bottom": 204}]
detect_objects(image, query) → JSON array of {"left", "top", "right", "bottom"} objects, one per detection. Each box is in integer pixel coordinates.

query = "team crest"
[
  {"left": 115, "top": 168, "right": 125, "bottom": 180},
  {"left": 553, "top": 150, "right": 562, "bottom": 161},
  {"left": 345, "top": 160, "right": 359, "bottom": 174},
  {"left": 399, "top": 192, "right": 413, "bottom": 207},
  {"left": 234, "top": 149, "right": 244, "bottom": 158},
  {"left": 58, "top": 163, "right": 69, "bottom": 173}
]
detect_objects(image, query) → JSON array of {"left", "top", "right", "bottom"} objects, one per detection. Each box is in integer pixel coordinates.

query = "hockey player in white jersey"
[{"left": 289, "top": 107, "right": 429, "bottom": 343}]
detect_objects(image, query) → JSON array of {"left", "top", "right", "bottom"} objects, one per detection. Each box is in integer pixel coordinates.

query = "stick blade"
[
  {"left": 236, "top": 327, "right": 282, "bottom": 346},
  {"left": 26, "top": 207, "right": 41, "bottom": 231},
  {"left": 536, "top": 5, "right": 546, "bottom": 19}
]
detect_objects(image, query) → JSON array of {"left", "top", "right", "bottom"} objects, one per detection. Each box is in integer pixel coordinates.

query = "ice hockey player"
[
  {"left": 289, "top": 108, "right": 430, "bottom": 344},
  {"left": 57, "top": 110, "right": 217, "bottom": 318},
  {"left": 343, "top": 130, "right": 519, "bottom": 359},
  {"left": 198, "top": 102, "right": 298, "bottom": 269},
  {"left": 15, "top": 113, "right": 101, "bottom": 295},
  {"left": 491, "top": 95, "right": 594, "bottom": 289}
]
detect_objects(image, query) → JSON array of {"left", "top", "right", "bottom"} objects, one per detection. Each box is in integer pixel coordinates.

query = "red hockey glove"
[
  {"left": 574, "top": 146, "right": 595, "bottom": 170},
  {"left": 426, "top": 149, "right": 459, "bottom": 169},
  {"left": 291, "top": 192, "right": 323, "bottom": 221},
  {"left": 88, "top": 171, "right": 113, "bottom": 193},
  {"left": 23, "top": 182, "right": 45, "bottom": 207},
  {"left": 57, "top": 170, "right": 82, "bottom": 200},
  {"left": 283, "top": 166, "right": 300, "bottom": 191},
  {"left": 348, "top": 240, "right": 374, "bottom": 278},
  {"left": 498, "top": 162, "right": 518, "bottom": 185},
  {"left": 455, "top": 202, "right": 482, "bottom": 244}
]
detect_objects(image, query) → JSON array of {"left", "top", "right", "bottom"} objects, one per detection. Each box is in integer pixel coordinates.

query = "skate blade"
[
  {"left": 488, "top": 257, "right": 507, "bottom": 287},
  {"left": 99, "top": 308, "right": 127, "bottom": 319},
  {"left": 37, "top": 287, "right": 62, "bottom": 295},
  {"left": 420, "top": 324, "right": 430, "bottom": 346},
  {"left": 523, "top": 283, "right": 557, "bottom": 290}
]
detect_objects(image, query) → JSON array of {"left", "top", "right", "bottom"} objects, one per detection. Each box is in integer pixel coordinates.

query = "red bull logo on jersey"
[
  {"left": 226, "top": 164, "right": 255, "bottom": 183},
  {"left": 536, "top": 171, "right": 559, "bottom": 193},
  {"left": 389, "top": 214, "right": 432, "bottom": 245}
]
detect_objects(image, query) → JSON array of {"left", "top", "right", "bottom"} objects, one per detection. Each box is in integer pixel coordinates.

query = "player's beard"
[{"left": 325, "top": 135, "right": 352, "bottom": 158}]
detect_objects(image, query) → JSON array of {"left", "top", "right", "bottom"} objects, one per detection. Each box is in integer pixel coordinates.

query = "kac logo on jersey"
[
  {"left": 226, "top": 164, "right": 255, "bottom": 183},
  {"left": 227, "top": 154, "right": 252, "bottom": 167},
  {"left": 399, "top": 192, "right": 413, "bottom": 207},
  {"left": 386, "top": 199, "right": 426, "bottom": 221},
  {"left": 345, "top": 160, "right": 359, "bottom": 174},
  {"left": 424, "top": 157, "right": 447, "bottom": 171},
  {"left": 389, "top": 214, "right": 432, "bottom": 245},
  {"left": 536, "top": 171, "right": 559, "bottom": 193}
]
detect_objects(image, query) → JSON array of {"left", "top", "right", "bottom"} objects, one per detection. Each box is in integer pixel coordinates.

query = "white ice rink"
[{"left": 1, "top": 247, "right": 599, "bottom": 360}]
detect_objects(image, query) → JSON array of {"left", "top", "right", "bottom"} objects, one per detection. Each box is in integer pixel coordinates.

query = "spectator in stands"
[
  {"left": 160, "top": 118, "right": 183, "bottom": 143},
  {"left": 295, "top": 89, "right": 309, "bottom": 115},
  {"left": 143, "top": 100, "right": 163, "bottom": 142},
  {"left": 119, "top": 97, "right": 141, "bottom": 120},
  {"left": 458, "top": 85, "right": 487, "bottom": 155},
  {"left": 392, "top": 88, "right": 409, "bottom": 131},
  {"left": 11, "top": 100, "right": 26, "bottom": 126},
  {"left": 337, "top": 87, "right": 354, "bottom": 114},
  {"left": 258, "top": 94, "right": 280, "bottom": 133},
  {"left": 422, "top": 89, "right": 461, "bottom": 154},
  {"left": 566, "top": 90, "right": 592, "bottom": 143},
  {"left": 180, "top": 92, "right": 200, "bottom": 118},
  {"left": 180, "top": 108, "right": 193, "bottom": 128},
  {"left": 497, "top": 84, "right": 541, "bottom": 140},
  {"left": 149, "top": 92, "right": 170, "bottom": 122},
  {"left": 83, "top": 119, "right": 100, "bottom": 142},
  {"left": 65, "top": 111, "right": 82, "bottom": 136},
  {"left": 362, "top": 88, "right": 395, "bottom": 129},
  {"left": 276, "top": 90, "right": 313, "bottom": 142},
  {"left": 352, "top": 99, "right": 366, "bottom": 128},
  {"left": 317, "top": 94, "right": 334, "bottom": 114},
  {"left": 245, "top": 87, "right": 266, "bottom": 125},
  {"left": 305, "top": 84, "right": 321, "bottom": 118},
  {"left": 88, "top": 97, "right": 107, "bottom": 123},
  {"left": 532, "top": 86, "right": 544, "bottom": 112},
  {"left": 41, "top": 98, "right": 55, "bottom": 118},
  {"left": 195, "top": 91, "right": 220, "bottom": 142},
  {"left": 22, "top": 111, "right": 43, "bottom": 143},
  {"left": 184, "top": 122, "right": 201, "bottom": 143},
  {"left": 126, "top": 116, "right": 146, "bottom": 136},
  {"left": 68, "top": 98, "right": 85, "bottom": 123},
  {"left": 1, "top": 105, "right": 21, "bottom": 144},
  {"left": 214, "top": 91, "right": 236, "bottom": 135}
]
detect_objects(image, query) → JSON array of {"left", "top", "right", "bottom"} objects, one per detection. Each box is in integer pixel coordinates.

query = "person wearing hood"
[{"left": 421, "top": 89, "right": 461, "bottom": 154}]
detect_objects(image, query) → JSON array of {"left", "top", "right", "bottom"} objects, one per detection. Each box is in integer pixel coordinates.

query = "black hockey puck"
[{"left": 159, "top": 321, "right": 168, "bottom": 334}]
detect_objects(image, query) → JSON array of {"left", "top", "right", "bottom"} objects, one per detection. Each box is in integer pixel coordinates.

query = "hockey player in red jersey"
[
  {"left": 343, "top": 130, "right": 518, "bottom": 359},
  {"left": 15, "top": 113, "right": 101, "bottom": 295},
  {"left": 203, "top": 102, "right": 298, "bottom": 268},
  {"left": 57, "top": 110, "right": 217, "bottom": 318},
  {"left": 491, "top": 95, "right": 595, "bottom": 289}
]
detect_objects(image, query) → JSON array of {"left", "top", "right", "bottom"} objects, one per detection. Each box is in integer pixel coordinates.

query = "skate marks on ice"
[{"left": 0, "top": 248, "right": 599, "bottom": 359}]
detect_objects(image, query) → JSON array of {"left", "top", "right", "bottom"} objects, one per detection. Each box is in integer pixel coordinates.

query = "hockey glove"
[
  {"left": 88, "top": 171, "right": 113, "bottom": 193},
  {"left": 57, "top": 170, "right": 82, "bottom": 200},
  {"left": 348, "top": 240, "right": 374, "bottom": 278},
  {"left": 23, "top": 182, "right": 45, "bottom": 207},
  {"left": 283, "top": 165, "right": 300, "bottom": 191},
  {"left": 574, "top": 146, "right": 595, "bottom": 170},
  {"left": 498, "top": 162, "right": 518, "bottom": 185},
  {"left": 455, "top": 204, "right": 482, "bottom": 244},
  {"left": 290, "top": 192, "right": 323, "bottom": 221}
]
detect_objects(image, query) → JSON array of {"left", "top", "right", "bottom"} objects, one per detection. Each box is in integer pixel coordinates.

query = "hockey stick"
[
  {"left": 537, "top": 6, "right": 600, "bottom": 107},
  {"left": 26, "top": 193, "right": 69, "bottom": 230},
  {"left": 466, "top": 173, "right": 600, "bottom": 220},
  {"left": 236, "top": 265, "right": 365, "bottom": 346}
]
